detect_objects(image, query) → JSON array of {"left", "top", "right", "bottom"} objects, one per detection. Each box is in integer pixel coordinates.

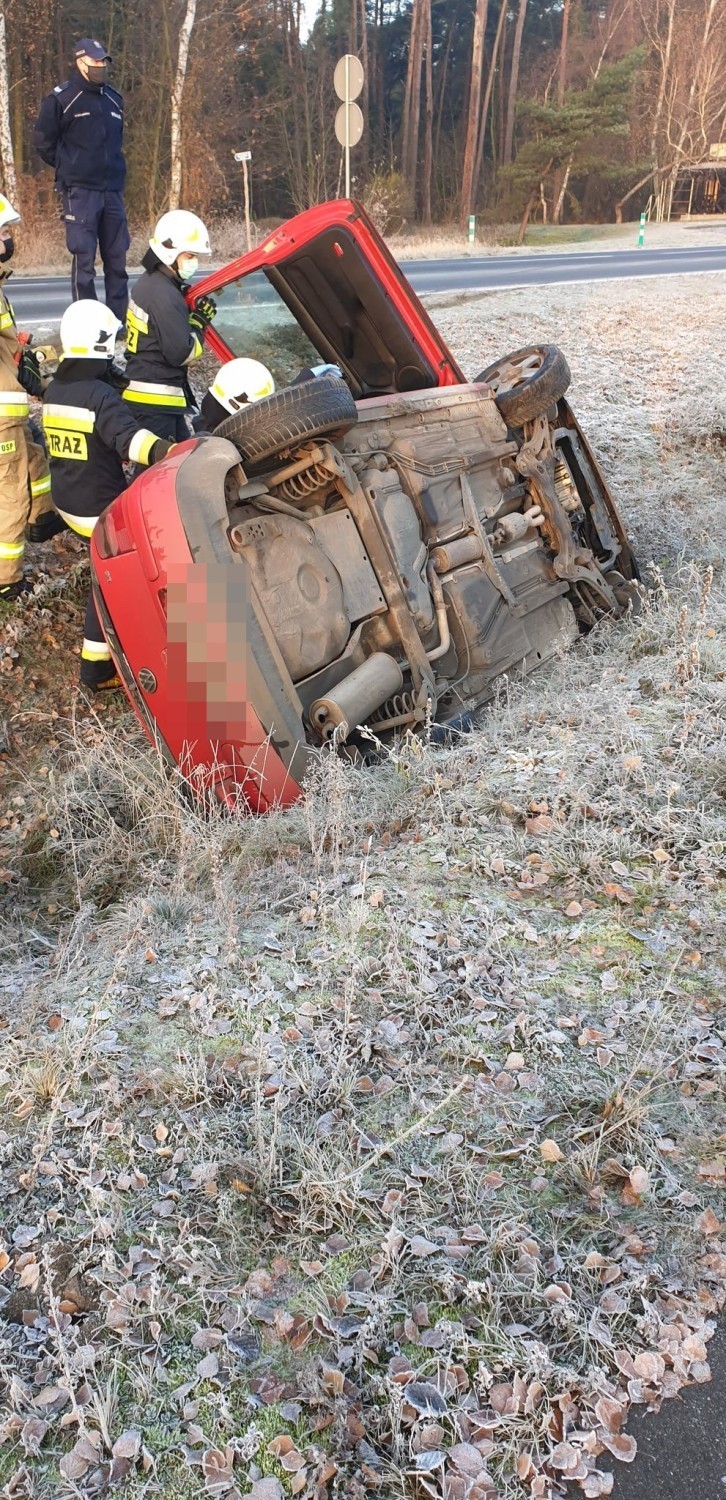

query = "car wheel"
[
  {"left": 475, "top": 344, "right": 571, "bottom": 427},
  {"left": 213, "top": 374, "right": 358, "bottom": 469}
]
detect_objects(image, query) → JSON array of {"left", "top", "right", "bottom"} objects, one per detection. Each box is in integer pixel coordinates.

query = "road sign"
[
  {"left": 334, "top": 54, "right": 364, "bottom": 103},
  {"left": 335, "top": 102, "right": 364, "bottom": 149},
  {"left": 234, "top": 151, "right": 252, "bottom": 162}
]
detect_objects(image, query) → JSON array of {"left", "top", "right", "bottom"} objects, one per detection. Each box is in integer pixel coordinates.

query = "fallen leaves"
[{"left": 539, "top": 1138, "right": 564, "bottom": 1163}]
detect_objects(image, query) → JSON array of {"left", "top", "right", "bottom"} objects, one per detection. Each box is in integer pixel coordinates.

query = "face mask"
[
  {"left": 0, "top": 235, "right": 14, "bottom": 263},
  {"left": 87, "top": 63, "right": 108, "bottom": 85},
  {"left": 178, "top": 256, "right": 198, "bottom": 280}
]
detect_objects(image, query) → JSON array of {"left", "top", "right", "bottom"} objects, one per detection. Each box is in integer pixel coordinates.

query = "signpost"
[
  {"left": 233, "top": 150, "right": 253, "bottom": 252},
  {"left": 334, "top": 54, "right": 364, "bottom": 198}
]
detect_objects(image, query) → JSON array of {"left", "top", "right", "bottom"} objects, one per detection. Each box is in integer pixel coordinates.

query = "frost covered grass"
[{"left": 0, "top": 278, "right": 724, "bottom": 1500}]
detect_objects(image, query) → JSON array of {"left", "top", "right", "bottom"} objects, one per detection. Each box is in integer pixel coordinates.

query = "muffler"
[{"left": 310, "top": 653, "right": 404, "bottom": 742}]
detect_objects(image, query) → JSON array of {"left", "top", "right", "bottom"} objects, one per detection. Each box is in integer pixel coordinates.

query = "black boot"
[
  {"left": 0, "top": 577, "right": 32, "bottom": 603},
  {"left": 27, "top": 511, "right": 68, "bottom": 544},
  {"left": 80, "top": 658, "right": 120, "bottom": 693}
]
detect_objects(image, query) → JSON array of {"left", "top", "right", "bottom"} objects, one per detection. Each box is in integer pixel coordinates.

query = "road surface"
[{"left": 8, "top": 244, "right": 726, "bottom": 329}]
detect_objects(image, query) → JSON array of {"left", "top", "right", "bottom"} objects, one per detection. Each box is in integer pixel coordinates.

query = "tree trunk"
[
  {"left": 473, "top": 0, "right": 508, "bottom": 204},
  {"left": 556, "top": 0, "right": 571, "bottom": 107},
  {"left": 649, "top": 0, "right": 675, "bottom": 167},
  {"left": 503, "top": 0, "right": 528, "bottom": 167},
  {"left": 169, "top": 0, "right": 198, "bottom": 209},
  {"left": 459, "top": 0, "right": 489, "bottom": 224},
  {"left": 422, "top": 0, "right": 433, "bottom": 224},
  {"left": 0, "top": 5, "right": 18, "bottom": 205},
  {"left": 401, "top": 0, "right": 425, "bottom": 207},
  {"left": 553, "top": 152, "right": 572, "bottom": 222}
]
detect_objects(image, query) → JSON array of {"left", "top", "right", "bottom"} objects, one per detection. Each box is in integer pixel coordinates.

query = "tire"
[
  {"left": 214, "top": 374, "right": 358, "bottom": 469},
  {"left": 475, "top": 344, "right": 571, "bottom": 427}
]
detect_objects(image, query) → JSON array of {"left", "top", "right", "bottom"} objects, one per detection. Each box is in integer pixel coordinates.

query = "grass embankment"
[{"left": 0, "top": 279, "right": 724, "bottom": 1500}]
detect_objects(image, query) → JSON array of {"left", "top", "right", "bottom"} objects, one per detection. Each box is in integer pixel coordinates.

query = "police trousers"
[{"left": 61, "top": 187, "right": 130, "bottom": 323}]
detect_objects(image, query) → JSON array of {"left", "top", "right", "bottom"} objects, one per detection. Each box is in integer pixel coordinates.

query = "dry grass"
[{"left": 0, "top": 279, "right": 724, "bottom": 1500}]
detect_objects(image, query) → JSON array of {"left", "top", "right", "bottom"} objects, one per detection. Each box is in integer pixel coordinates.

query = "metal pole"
[
  {"left": 242, "top": 157, "right": 252, "bottom": 253},
  {"left": 345, "top": 54, "right": 350, "bottom": 199}
]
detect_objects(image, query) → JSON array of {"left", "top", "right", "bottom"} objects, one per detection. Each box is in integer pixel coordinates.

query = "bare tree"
[
  {"left": 422, "top": 0, "right": 433, "bottom": 223},
  {"left": 503, "top": 0, "right": 529, "bottom": 167},
  {"left": 0, "top": 5, "right": 17, "bottom": 204},
  {"left": 401, "top": 0, "right": 425, "bottom": 201},
  {"left": 169, "top": 0, "right": 198, "bottom": 209},
  {"left": 557, "top": 0, "right": 572, "bottom": 106},
  {"left": 472, "top": 0, "right": 508, "bottom": 207},
  {"left": 459, "top": 0, "right": 489, "bottom": 223}
]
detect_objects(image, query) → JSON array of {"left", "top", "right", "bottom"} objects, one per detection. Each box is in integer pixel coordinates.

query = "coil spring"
[
  {"left": 275, "top": 460, "right": 331, "bottom": 502},
  {"left": 369, "top": 689, "right": 416, "bottom": 726}
]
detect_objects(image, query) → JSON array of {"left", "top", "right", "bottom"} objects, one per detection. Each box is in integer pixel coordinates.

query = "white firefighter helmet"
[
  {"left": 209, "top": 358, "right": 275, "bottom": 413},
  {"left": 59, "top": 300, "right": 121, "bottom": 359},
  {"left": 149, "top": 210, "right": 211, "bottom": 266},
  {"left": 0, "top": 194, "right": 21, "bottom": 229}
]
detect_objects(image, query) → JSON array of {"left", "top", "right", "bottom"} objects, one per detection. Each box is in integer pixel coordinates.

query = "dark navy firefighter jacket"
[{"left": 33, "top": 68, "right": 126, "bottom": 192}]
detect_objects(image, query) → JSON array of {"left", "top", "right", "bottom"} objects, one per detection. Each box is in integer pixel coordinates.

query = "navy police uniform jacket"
[
  {"left": 33, "top": 69, "right": 126, "bottom": 192},
  {"left": 42, "top": 360, "right": 164, "bottom": 536}
]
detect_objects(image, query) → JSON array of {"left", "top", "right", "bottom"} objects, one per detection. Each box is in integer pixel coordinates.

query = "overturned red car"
[{"left": 91, "top": 199, "right": 639, "bottom": 811}]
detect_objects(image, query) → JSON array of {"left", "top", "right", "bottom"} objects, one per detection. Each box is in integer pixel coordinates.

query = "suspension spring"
[
  {"left": 274, "top": 460, "right": 331, "bottom": 502},
  {"left": 369, "top": 689, "right": 417, "bottom": 730}
]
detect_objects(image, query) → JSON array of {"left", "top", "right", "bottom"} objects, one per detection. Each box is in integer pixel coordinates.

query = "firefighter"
[
  {"left": 43, "top": 301, "right": 173, "bottom": 689},
  {"left": 199, "top": 358, "right": 276, "bottom": 431},
  {"left": 33, "top": 38, "right": 129, "bottom": 321},
  {"left": 123, "top": 210, "right": 216, "bottom": 443},
  {"left": 198, "top": 358, "right": 343, "bottom": 432},
  {"left": 0, "top": 194, "right": 59, "bottom": 603}
]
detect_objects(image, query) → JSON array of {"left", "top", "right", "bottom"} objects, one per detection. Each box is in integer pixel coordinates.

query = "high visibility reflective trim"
[
  {"left": 0, "top": 393, "right": 29, "bottom": 416},
  {"left": 54, "top": 507, "right": 97, "bottom": 538},
  {"left": 128, "top": 428, "right": 159, "bottom": 465},
  {"left": 0, "top": 438, "right": 17, "bottom": 454},
  {"left": 81, "top": 638, "right": 111, "bottom": 662},
  {"left": 30, "top": 473, "right": 52, "bottom": 495},
  {"left": 184, "top": 333, "right": 203, "bottom": 365},
  {"left": 0, "top": 539, "right": 25, "bottom": 558},
  {"left": 0, "top": 310, "right": 13, "bottom": 329},
  {"left": 42, "top": 404, "right": 95, "bottom": 432},
  {"left": 123, "top": 381, "right": 186, "bottom": 409},
  {"left": 127, "top": 298, "right": 149, "bottom": 330}
]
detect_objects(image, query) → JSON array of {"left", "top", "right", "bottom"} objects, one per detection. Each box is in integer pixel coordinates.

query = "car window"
[{"left": 211, "top": 270, "right": 321, "bottom": 388}]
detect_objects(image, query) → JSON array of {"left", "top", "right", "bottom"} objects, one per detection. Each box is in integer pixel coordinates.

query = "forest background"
[{"left": 0, "top": 0, "right": 724, "bottom": 244}]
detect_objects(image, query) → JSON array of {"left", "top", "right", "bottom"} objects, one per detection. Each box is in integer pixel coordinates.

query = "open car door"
[{"left": 190, "top": 199, "right": 464, "bottom": 399}]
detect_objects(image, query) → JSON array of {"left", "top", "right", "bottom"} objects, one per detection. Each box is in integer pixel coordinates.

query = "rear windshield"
[{"left": 211, "top": 270, "right": 320, "bottom": 388}]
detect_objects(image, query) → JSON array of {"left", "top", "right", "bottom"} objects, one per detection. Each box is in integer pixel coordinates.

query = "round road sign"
[
  {"left": 334, "top": 54, "right": 364, "bottom": 103},
  {"left": 335, "top": 101, "right": 364, "bottom": 148}
]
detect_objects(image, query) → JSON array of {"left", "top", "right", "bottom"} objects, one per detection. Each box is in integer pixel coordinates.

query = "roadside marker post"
[
  {"left": 637, "top": 211, "right": 646, "bottom": 248},
  {"left": 468, "top": 215, "right": 476, "bottom": 247},
  {"left": 233, "top": 151, "right": 253, "bottom": 252}
]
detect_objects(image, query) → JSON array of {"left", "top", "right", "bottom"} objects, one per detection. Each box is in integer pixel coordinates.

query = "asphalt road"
[{"left": 7, "top": 243, "right": 726, "bottom": 329}]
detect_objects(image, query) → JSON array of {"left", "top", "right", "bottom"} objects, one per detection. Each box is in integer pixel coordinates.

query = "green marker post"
[
  {"left": 468, "top": 215, "right": 476, "bottom": 247},
  {"left": 637, "top": 212, "right": 646, "bottom": 247}
]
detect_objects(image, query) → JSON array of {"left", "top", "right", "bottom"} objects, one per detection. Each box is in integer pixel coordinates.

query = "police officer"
[
  {"left": 43, "top": 301, "right": 172, "bottom": 689},
  {"left": 33, "top": 38, "right": 129, "bottom": 321},
  {"left": 0, "top": 194, "right": 59, "bottom": 602},
  {"left": 123, "top": 210, "right": 215, "bottom": 443}
]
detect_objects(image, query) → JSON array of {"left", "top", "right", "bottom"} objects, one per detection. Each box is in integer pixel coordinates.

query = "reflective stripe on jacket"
[{"left": 42, "top": 362, "right": 162, "bottom": 523}]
